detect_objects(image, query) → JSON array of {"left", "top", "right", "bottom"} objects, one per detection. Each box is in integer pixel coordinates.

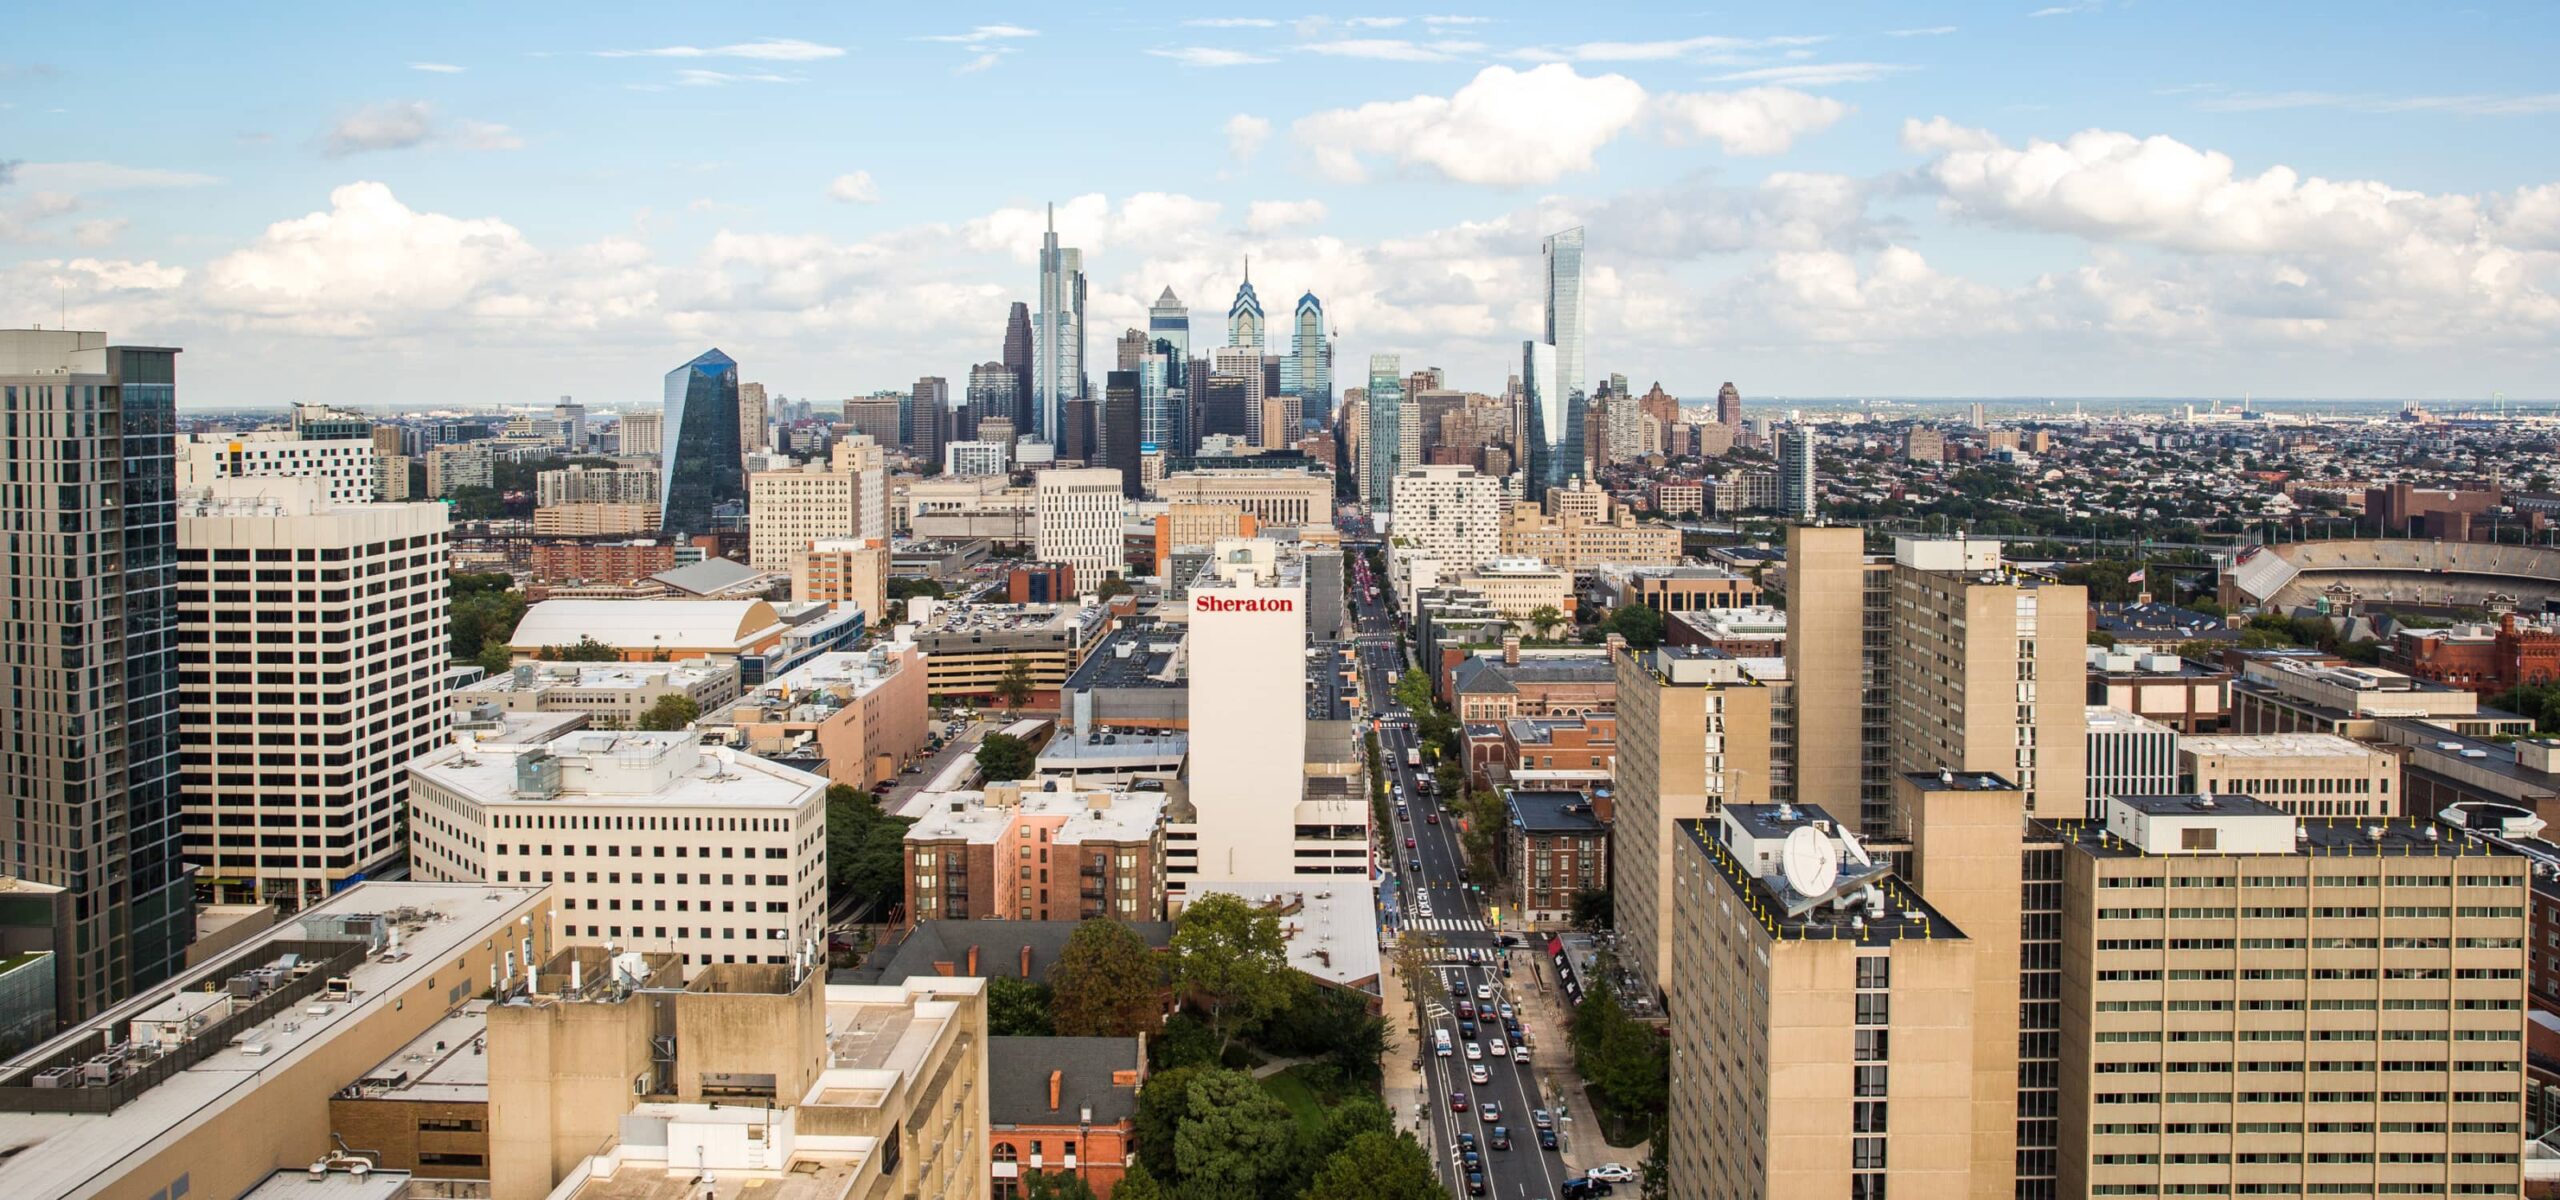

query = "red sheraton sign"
[{"left": 1194, "top": 595, "right": 1296, "bottom": 613}]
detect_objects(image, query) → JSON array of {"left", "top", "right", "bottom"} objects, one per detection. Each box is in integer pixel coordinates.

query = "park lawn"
[{"left": 1259, "top": 1064, "right": 1345, "bottom": 1133}]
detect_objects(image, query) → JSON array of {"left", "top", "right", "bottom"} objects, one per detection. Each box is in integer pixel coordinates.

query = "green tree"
[
  {"left": 1299, "top": 1132, "right": 1440, "bottom": 1200},
  {"left": 1096, "top": 575, "right": 1135, "bottom": 601},
  {"left": 1113, "top": 1160, "right": 1168, "bottom": 1200},
  {"left": 449, "top": 572, "right": 528, "bottom": 661},
  {"left": 823, "top": 784, "right": 914, "bottom": 921},
  {"left": 445, "top": 484, "right": 503, "bottom": 521},
  {"left": 538, "top": 635, "right": 622, "bottom": 662},
  {"left": 1148, "top": 1013, "right": 1220, "bottom": 1072},
  {"left": 1169, "top": 892, "right": 1300, "bottom": 1057},
  {"left": 987, "top": 977, "right": 1055, "bottom": 1036},
  {"left": 1256, "top": 984, "right": 1387, "bottom": 1087},
  {"left": 1640, "top": 1138, "right": 1670, "bottom": 1200},
  {"left": 1170, "top": 1069, "right": 1295, "bottom": 1200},
  {"left": 634, "top": 694, "right": 701, "bottom": 732},
  {"left": 977, "top": 733, "right": 1036, "bottom": 782},
  {"left": 995, "top": 658, "right": 1036, "bottom": 711},
  {"left": 1019, "top": 1171, "right": 1099, "bottom": 1200},
  {"left": 1599, "top": 603, "right": 1667, "bottom": 649},
  {"left": 474, "top": 643, "right": 516, "bottom": 677},
  {"left": 1571, "top": 887, "right": 1614, "bottom": 930},
  {"left": 1049, "top": 919, "right": 1165, "bottom": 1038},
  {"left": 1526, "top": 604, "right": 1565, "bottom": 641},
  {"left": 1134, "top": 1064, "right": 1205, "bottom": 1180}
]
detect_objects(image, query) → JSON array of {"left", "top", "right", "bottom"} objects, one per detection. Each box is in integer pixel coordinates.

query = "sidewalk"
[
  {"left": 1376, "top": 946, "right": 1435, "bottom": 1144},
  {"left": 1504, "top": 924, "right": 1649, "bottom": 1176}
]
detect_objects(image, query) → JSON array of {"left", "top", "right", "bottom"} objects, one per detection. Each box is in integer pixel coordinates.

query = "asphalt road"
[{"left": 1350, "top": 553, "right": 1581, "bottom": 1200}]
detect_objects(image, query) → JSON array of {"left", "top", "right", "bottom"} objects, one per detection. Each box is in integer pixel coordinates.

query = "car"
[
  {"left": 1457, "top": 1000, "right": 1475, "bottom": 1018},
  {"left": 1450, "top": 979, "right": 1467, "bottom": 998},
  {"left": 1466, "top": 1170, "right": 1486, "bottom": 1196},
  {"left": 1427, "top": 813, "right": 1440, "bottom": 824},
  {"left": 1462, "top": 1149, "right": 1481, "bottom": 1169},
  {"left": 1490, "top": 1125, "right": 1511, "bottom": 1150},
  {"left": 1504, "top": 1020, "right": 1523, "bottom": 1040},
  {"left": 1497, "top": 1003, "right": 1515, "bottom": 1020},
  {"left": 1469, "top": 1063, "right": 1490, "bottom": 1085},
  {"left": 1404, "top": 836, "right": 1417, "bottom": 849},
  {"left": 1539, "top": 1128, "right": 1559, "bottom": 1151},
  {"left": 1587, "top": 1164, "right": 1638, "bottom": 1183},
  {"left": 1532, "top": 1109, "right": 1554, "bottom": 1130},
  {"left": 1514, "top": 1044, "right": 1532, "bottom": 1066},
  {"left": 1410, "top": 857, "right": 1423, "bottom": 872},
  {"left": 1457, "top": 1132, "right": 1475, "bottom": 1153},
  {"left": 1476, "top": 984, "right": 1493, "bottom": 1001},
  {"left": 1489, "top": 1039, "right": 1508, "bottom": 1057},
  {"left": 1459, "top": 1016, "right": 1477, "bottom": 1036},
  {"left": 1560, "top": 1180, "right": 1611, "bottom": 1199},
  {"left": 1495, "top": 933, "right": 1520, "bottom": 947},
  {"left": 1450, "top": 1093, "right": 1469, "bottom": 1112},
  {"left": 1464, "top": 1040, "right": 1482, "bottom": 1060},
  {"left": 1480, "top": 1100, "right": 1501, "bottom": 1124}
]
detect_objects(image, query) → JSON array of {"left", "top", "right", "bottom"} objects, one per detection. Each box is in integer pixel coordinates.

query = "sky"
[{"left": 2, "top": 1, "right": 2556, "bottom": 409}]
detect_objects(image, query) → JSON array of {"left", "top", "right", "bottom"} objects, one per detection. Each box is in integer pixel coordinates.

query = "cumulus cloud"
[
  {"left": 409, "top": 62, "right": 465, "bottom": 73},
  {"left": 1225, "top": 114, "right": 1272, "bottom": 162},
  {"left": 1295, "top": 67, "right": 1846, "bottom": 185},
  {"left": 1149, "top": 47, "right": 1275, "bottom": 67},
  {"left": 826, "top": 171, "right": 879, "bottom": 204},
  {"left": 594, "top": 38, "right": 844, "bottom": 60},
  {"left": 1246, "top": 199, "right": 1328, "bottom": 232},
  {"left": 321, "top": 102, "right": 520, "bottom": 157}
]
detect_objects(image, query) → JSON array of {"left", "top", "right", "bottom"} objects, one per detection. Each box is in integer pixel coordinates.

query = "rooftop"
[
  {"left": 1683, "top": 806, "right": 1961, "bottom": 946},
  {"left": 839, "top": 919, "right": 1176, "bottom": 987},
  {"left": 1508, "top": 790, "right": 1606, "bottom": 834},
  {"left": 414, "top": 731, "right": 826, "bottom": 811},
  {"left": 2085, "top": 706, "right": 2178, "bottom": 738},
  {"left": 904, "top": 783, "right": 1168, "bottom": 846},
  {"left": 337, "top": 1000, "right": 492, "bottom": 1104},
  {"left": 462, "top": 660, "right": 734, "bottom": 695},
  {"left": 1064, "top": 622, "right": 1186, "bottom": 691},
  {"left": 912, "top": 600, "right": 1099, "bottom": 637},
  {"left": 1188, "top": 883, "right": 1382, "bottom": 989},
  {"left": 2179, "top": 732, "right": 2381, "bottom": 759},
  {"left": 1899, "top": 769, "right": 2020, "bottom": 793},
  {"left": 510, "top": 598, "right": 784, "bottom": 650},
  {"left": 985, "top": 1036, "right": 1143, "bottom": 1127}
]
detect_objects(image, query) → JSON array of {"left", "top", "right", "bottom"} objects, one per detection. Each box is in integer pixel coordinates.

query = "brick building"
[
  {"left": 902, "top": 782, "right": 1168, "bottom": 926},
  {"left": 1501, "top": 790, "right": 1608, "bottom": 928},
  {"left": 988, "top": 1037, "right": 1143, "bottom": 1199},
  {"left": 523, "top": 539, "right": 680, "bottom": 594},
  {"left": 2385, "top": 612, "right": 2560, "bottom": 696}
]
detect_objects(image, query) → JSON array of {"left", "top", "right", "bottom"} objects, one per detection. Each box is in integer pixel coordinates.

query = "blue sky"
[{"left": 3, "top": 1, "right": 2556, "bottom": 408}]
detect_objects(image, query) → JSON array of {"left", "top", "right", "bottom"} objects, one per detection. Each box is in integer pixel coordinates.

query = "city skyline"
[{"left": 3, "top": 3, "right": 2558, "bottom": 409}]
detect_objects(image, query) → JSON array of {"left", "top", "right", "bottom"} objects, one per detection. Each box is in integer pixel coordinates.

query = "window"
[{"left": 2180, "top": 827, "right": 2218, "bottom": 851}]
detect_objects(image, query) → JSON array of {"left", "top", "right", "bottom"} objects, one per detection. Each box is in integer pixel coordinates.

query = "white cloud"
[
  {"left": 321, "top": 102, "right": 519, "bottom": 156},
  {"left": 197, "top": 182, "right": 543, "bottom": 332},
  {"left": 9, "top": 161, "right": 221, "bottom": 190},
  {"left": 1150, "top": 47, "right": 1275, "bottom": 67},
  {"left": 594, "top": 38, "right": 845, "bottom": 60},
  {"left": 956, "top": 53, "right": 1000, "bottom": 73},
  {"left": 1887, "top": 26, "right": 1958, "bottom": 37},
  {"left": 1225, "top": 114, "right": 1272, "bottom": 162},
  {"left": 2195, "top": 90, "right": 2560, "bottom": 116},
  {"left": 1182, "top": 17, "right": 1278, "bottom": 27},
  {"left": 1654, "top": 87, "right": 1851, "bottom": 155},
  {"left": 1293, "top": 64, "right": 1650, "bottom": 186},
  {"left": 1300, "top": 39, "right": 1480, "bottom": 62},
  {"left": 1346, "top": 16, "right": 1409, "bottom": 28},
  {"left": 1711, "top": 62, "right": 1908, "bottom": 86},
  {"left": 675, "top": 69, "right": 798, "bottom": 86},
  {"left": 917, "top": 24, "right": 1038, "bottom": 45},
  {"left": 2029, "top": 2, "right": 2103, "bottom": 15},
  {"left": 827, "top": 171, "right": 879, "bottom": 204},
  {"left": 1246, "top": 199, "right": 1328, "bottom": 232},
  {"left": 409, "top": 62, "right": 466, "bottom": 73},
  {"left": 1423, "top": 15, "right": 1492, "bottom": 27},
  {"left": 1506, "top": 34, "right": 1826, "bottom": 63},
  {"left": 71, "top": 218, "right": 128, "bottom": 247}
]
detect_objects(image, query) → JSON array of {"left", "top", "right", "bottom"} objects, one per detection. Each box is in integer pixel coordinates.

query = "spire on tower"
[{"left": 1243, "top": 254, "right": 1250, "bottom": 284}]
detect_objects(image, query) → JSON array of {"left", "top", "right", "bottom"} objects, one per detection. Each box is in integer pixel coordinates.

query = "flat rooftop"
[
  {"left": 340, "top": 999, "right": 492, "bottom": 1103},
  {"left": 0, "top": 884, "right": 545, "bottom": 1200},
  {"left": 416, "top": 731, "right": 822, "bottom": 811},
  {"left": 2044, "top": 809, "right": 2490, "bottom": 861},
  {"left": 1683, "top": 812, "right": 1962, "bottom": 946},
  {"left": 1898, "top": 769, "right": 2019, "bottom": 793},
  {"left": 1508, "top": 790, "right": 1606, "bottom": 834},
  {"left": 2084, "top": 706, "right": 2177, "bottom": 737},
  {"left": 563, "top": 1158, "right": 864, "bottom": 1200},
  {"left": 1187, "top": 883, "right": 1381, "bottom": 990},
  {"left": 2179, "top": 732, "right": 2378, "bottom": 759},
  {"left": 1064, "top": 623, "right": 1185, "bottom": 691},
  {"left": 464, "top": 661, "right": 731, "bottom": 694},
  {"left": 904, "top": 785, "right": 1167, "bottom": 846}
]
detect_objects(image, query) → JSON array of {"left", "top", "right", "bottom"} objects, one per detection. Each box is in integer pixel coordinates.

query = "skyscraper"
[
  {"left": 738, "top": 380, "right": 769, "bottom": 457},
  {"left": 1283, "top": 290, "right": 1330, "bottom": 422},
  {"left": 1520, "top": 340, "right": 1584, "bottom": 499},
  {"left": 1003, "top": 301, "right": 1036, "bottom": 433},
  {"left": 0, "top": 329, "right": 191, "bottom": 1022},
  {"left": 1777, "top": 427, "right": 1816, "bottom": 520},
  {"left": 909, "top": 376, "right": 950, "bottom": 475},
  {"left": 1716, "top": 381, "right": 1743, "bottom": 428},
  {"left": 1034, "top": 204, "right": 1085, "bottom": 445},
  {"left": 1102, "top": 369, "right": 1142, "bottom": 497},
  {"left": 966, "top": 362, "right": 1017, "bottom": 443},
  {"left": 661, "top": 348, "right": 743, "bottom": 534},
  {"left": 1542, "top": 225, "right": 1586, "bottom": 413},
  {"left": 1227, "top": 258, "right": 1264, "bottom": 351},
  {"left": 1212, "top": 346, "right": 1267, "bottom": 447},
  {"left": 1364, "top": 354, "right": 1404, "bottom": 509},
  {"left": 1115, "top": 327, "right": 1148, "bottom": 371},
  {"left": 1148, "top": 287, "right": 1190, "bottom": 387}
]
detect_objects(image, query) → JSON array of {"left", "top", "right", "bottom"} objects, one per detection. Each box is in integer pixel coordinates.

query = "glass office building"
[
  {"left": 1364, "top": 353, "right": 1404, "bottom": 510},
  {"left": 660, "top": 348, "right": 743, "bottom": 535},
  {"left": 1521, "top": 340, "right": 1585, "bottom": 500},
  {"left": 1542, "top": 226, "right": 1586, "bottom": 409},
  {"left": 1282, "top": 291, "right": 1330, "bottom": 425}
]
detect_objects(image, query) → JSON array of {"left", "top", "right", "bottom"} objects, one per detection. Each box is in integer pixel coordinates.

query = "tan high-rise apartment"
[
  {"left": 1667, "top": 803, "right": 1977, "bottom": 1200},
  {"left": 1895, "top": 769, "right": 2035, "bottom": 1199},
  {"left": 2055, "top": 795, "right": 2530, "bottom": 1200},
  {"left": 1785, "top": 525, "right": 1895, "bottom": 834},
  {"left": 179, "top": 478, "right": 452, "bottom": 911},
  {"left": 1887, "top": 537, "right": 2088, "bottom": 822},
  {"left": 738, "top": 379, "right": 769, "bottom": 455},
  {"left": 1612, "top": 644, "right": 1771, "bottom": 1001},
  {"left": 618, "top": 408, "right": 663, "bottom": 456},
  {"left": 795, "top": 536, "right": 892, "bottom": 621},
  {"left": 747, "top": 438, "right": 886, "bottom": 571},
  {"left": 1496, "top": 504, "right": 1681, "bottom": 573}
]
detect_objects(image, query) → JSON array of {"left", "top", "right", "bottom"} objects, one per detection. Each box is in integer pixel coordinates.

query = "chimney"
[
  {"left": 1021, "top": 944, "right": 1034, "bottom": 978},
  {"left": 1502, "top": 635, "right": 1520, "bottom": 666},
  {"left": 1049, "top": 1070, "right": 1063, "bottom": 1112},
  {"left": 966, "top": 945, "right": 979, "bottom": 976}
]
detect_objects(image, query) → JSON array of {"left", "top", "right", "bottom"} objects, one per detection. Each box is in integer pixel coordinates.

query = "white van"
[{"left": 1434, "top": 1028, "right": 1453, "bottom": 1057}]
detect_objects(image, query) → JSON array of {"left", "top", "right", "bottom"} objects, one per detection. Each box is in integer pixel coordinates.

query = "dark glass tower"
[
  {"left": 1002, "top": 302, "right": 1035, "bottom": 433},
  {"left": 0, "top": 330, "right": 192, "bottom": 1024},
  {"left": 660, "top": 348, "right": 743, "bottom": 535}
]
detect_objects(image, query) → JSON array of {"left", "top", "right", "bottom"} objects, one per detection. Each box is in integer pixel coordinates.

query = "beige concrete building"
[
  {"left": 531, "top": 502, "right": 660, "bottom": 536},
  {"left": 454, "top": 661, "right": 743, "bottom": 730},
  {"left": 618, "top": 409, "right": 663, "bottom": 456},
  {"left": 537, "top": 464, "right": 659, "bottom": 507},
  {"left": 2055, "top": 796, "right": 2530, "bottom": 1200},
  {"left": 704, "top": 641, "right": 932, "bottom": 789},
  {"left": 1033, "top": 467, "right": 1128, "bottom": 583},
  {"left": 1446, "top": 556, "right": 1575, "bottom": 621},
  {"left": 1497, "top": 503, "right": 1681, "bottom": 574},
  {"left": 2178, "top": 732, "right": 2402, "bottom": 817},
  {"left": 179, "top": 430, "right": 379, "bottom": 504},
  {"left": 407, "top": 731, "right": 828, "bottom": 975},
  {"left": 1667, "top": 804, "right": 1976, "bottom": 1200},
  {"left": 1613, "top": 645, "right": 1772, "bottom": 1001},
  {"left": 752, "top": 458, "right": 883, "bottom": 571},
  {"left": 1887, "top": 537, "right": 2089, "bottom": 824},
  {"left": 1151, "top": 502, "right": 1258, "bottom": 577},
  {"left": 2232, "top": 656, "right": 2529, "bottom": 740},
  {"left": 0, "top": 882, "right": 553, "bottom": 1200},
  {"left": 427, "top": 441, "right": 493, "bottom": 496},
  {"left": 1784, "top": 524, "right": 1896, "bottom": 834},
  {"left": 1390, "top": 463, "right": 1503, "bottom": 569},
  {"left": 178, "top": 478, "right": 454, "bottom": 909},
  {"left": 1155, "top": 468, "right": 1334, "bottom": 527},
  {"left": 794, "top": 536, "right": 892, "bottom": 622},
  {"left": 1542, "top": 476, "right": 1611, "bottom": 525}
]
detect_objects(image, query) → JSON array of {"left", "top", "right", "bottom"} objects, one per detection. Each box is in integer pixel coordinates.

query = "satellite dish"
[{"left": 1781, "top": 826, "right": 1839, "bottom": 897}]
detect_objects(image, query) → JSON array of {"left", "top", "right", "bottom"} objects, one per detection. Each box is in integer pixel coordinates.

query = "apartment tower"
[{"left": 1612, "top": 644, "right": 1772, "bottom": 1001}]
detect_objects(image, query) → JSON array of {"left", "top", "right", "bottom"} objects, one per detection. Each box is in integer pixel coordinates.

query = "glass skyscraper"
[
  {"left": 1779, "top": 427, "right": 1818, "bottom": 520},
  {"left": 1521, "top": 339, "right": 1585, "bottom": 499},
  {"left": 1149, "top": 287, "right": 1190, "bottom": 385},
  {"left": 1365, "top": 353, "right": 1404, "bottom": 510},
  {"left": 1542, "top": 226, "right": 1586, "bottom": 408},
  {"left": 1034, "top": 204, "right": 1086, "bottom": 446},
  {"left": 1148, "top": 287, "right": 1190, "bottom": 452},
  {"left": 1282, "top": 291, "right": 1330, "bottom": 424},
  {"left": 1227, "top": 259, "right": 1264, "bottom": 351},
  {"left": 661, "top": 348, "right": 743, "bottom": 535}
]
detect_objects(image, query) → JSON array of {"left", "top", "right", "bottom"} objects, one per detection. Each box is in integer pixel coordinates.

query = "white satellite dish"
[{"left": 1780, "top": 826, "right": 1839, "bottom": 897}]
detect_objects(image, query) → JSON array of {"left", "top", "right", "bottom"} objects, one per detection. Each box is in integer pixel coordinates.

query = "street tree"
[
  {"left": 987, "top": 977, "right": 1055, "bottom": 1036},
  {"left": 1169, "top": 1068, "right": 1294, "bottom": 1200},
  {"left": 1169, "top": 893, "right": 1300, "bottom": 1056},
  {"left": 1299, "top": 1132, "right": 1440, "bottom": 1200},
  {"left": 1018, "top": 1170, "right": 1099, "bottom": 1200},
  {"left": 976, "top": 733, "right": 1036, "bottom": 782},
  {"left": 634, "top": 694, "right": 701, "bottom": 731},
  {"left": 995, "top": 658, "right": 1036, "bottom": 711},
  {"left": 1049, "top": 919, "right": 1164, "bottom": 1037}
]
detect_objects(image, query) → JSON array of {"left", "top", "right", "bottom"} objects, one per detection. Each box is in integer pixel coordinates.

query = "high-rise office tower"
[
  {"left": 1520, "top": 340, "right": 1584, "bottom": 500},
  {"left": 1003, "top": 301, "right": 1036, "bottom": 432},
  {"left": 1149, "top": 287, "right": 1190, "bottom": 386},
  {"left": 1201, "top": 369, "right": 1251, "bottom": 444},
  {"left": 0, "top": 330, "right": 191, "bottom": 1022},
  {"left": 966, "top": 362, "right": 1017, "bottom": 444},
  {"left": 1034, "top": 204, "right": 1086, "bottom": 445},
  {"left": 738, "top": 381, "right": 769, "bottom": 456},
  {"left": 1033, "top": 468, "right": 1126, "bottom": 583},
  {"left": 1785, "top": 525, "right": 1896, "bottom": 835},
  {"left": 178, "top": 478, "right": 450, "bottom": 912},
  {"left": 1138, "top": 349, "right": 1182, "bottom": 458},
  {"left": 1212, "top": 346, "right": 1267, "bottom": 447},
  {"left": 1778, "top": 427, "right": 1816, "bottom": 520},
  {"left": 1061, "top": 398, "right": 1098, "bottom": 465},
  {"left": 1542, "top": 225, "right": 1586, "bottom": 411},
  {"left": 1364, "top": 355, "right": 1405, "bottom": 510},
  {"left": 908, "top": 377, "right": 949, "bottom": 475},
  {"left": 661, "top": 348, "right": 743, "bottom": 534},
  {"left": 1102, "top": 370, "right": 1141, "bottom": 497},
  {"left": 1116, "top": 327, "right": 1148, "bottom": 372},
  {"left": 1717, "top": 381, "right": 1743, "bottom": 429},
  {"left": 620, "top": 409, "right": 663, "bottom": 457},
  {"left": 1282, "top": 291, "right": 1329, "bottom": 419},
  {"left": 1613, "top": 645, "right": 1773, "bottom": 1002},
  {"left": 1227, "top": 258, "right": 1264, "bottom": 351}
]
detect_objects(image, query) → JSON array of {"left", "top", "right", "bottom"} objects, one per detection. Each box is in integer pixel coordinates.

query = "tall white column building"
[
  {"left": 407, "top": 731, "right": 829, "bottom": 976},
  {"left": 178, "top": 477, "right": 452, "bottom": 909},
  {"left": 179, "top": 431, "right": 380, "bottom": 503},
  {"left": 1389, "top": 464, "right": 1501, "bottom": 569},
  {"left": 1033, "top": 467, "right": 1127, "bottom": 583}
]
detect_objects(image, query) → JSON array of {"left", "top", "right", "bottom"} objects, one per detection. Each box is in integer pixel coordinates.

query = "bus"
[{"left": 1407, "top": 748, "right": 1422, "bottom": 769}]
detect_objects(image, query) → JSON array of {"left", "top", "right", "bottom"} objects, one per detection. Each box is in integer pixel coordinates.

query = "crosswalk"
[{"left": 1405, "top": 917, "right": 1490, "bottom": 932}]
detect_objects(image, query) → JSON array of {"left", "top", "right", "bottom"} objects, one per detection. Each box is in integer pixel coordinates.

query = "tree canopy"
[
  {"left": 1598, "top": 603, "right": 1666, "bottom": 649},
  {"left": 823, "top": 784, "right": 912, "bottom": 922},
  {"left": 995, "top": 658, "right": 1036, "bottom": 711},
  {"left": 1017, "top": 1171, "right": 1098, "bottom": 1200},
  {"left": 1049, "top": 919, "right": 1164, "bottom": 1038},
  {"left": 1169, "top": 893, "right": 1301, "bottom": 1056},
  {"left": 634, "top": 694, "right": 701, "bottom": 732},
  {"left": 977, "top": 733, "right": 1036, "bottom": 782},
  {"left": 1299, "top": 1132, "right": 1440, "bottom": 1200},
  {"left": 987, "top": 977, "right": 1055, "bottom": 1036},
  {"left": 537, "top": 635, "right": 622, "bottom": 662},
  {"left": 1168, "top": 1068, "right": 1296, "bottom": 1200}
]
